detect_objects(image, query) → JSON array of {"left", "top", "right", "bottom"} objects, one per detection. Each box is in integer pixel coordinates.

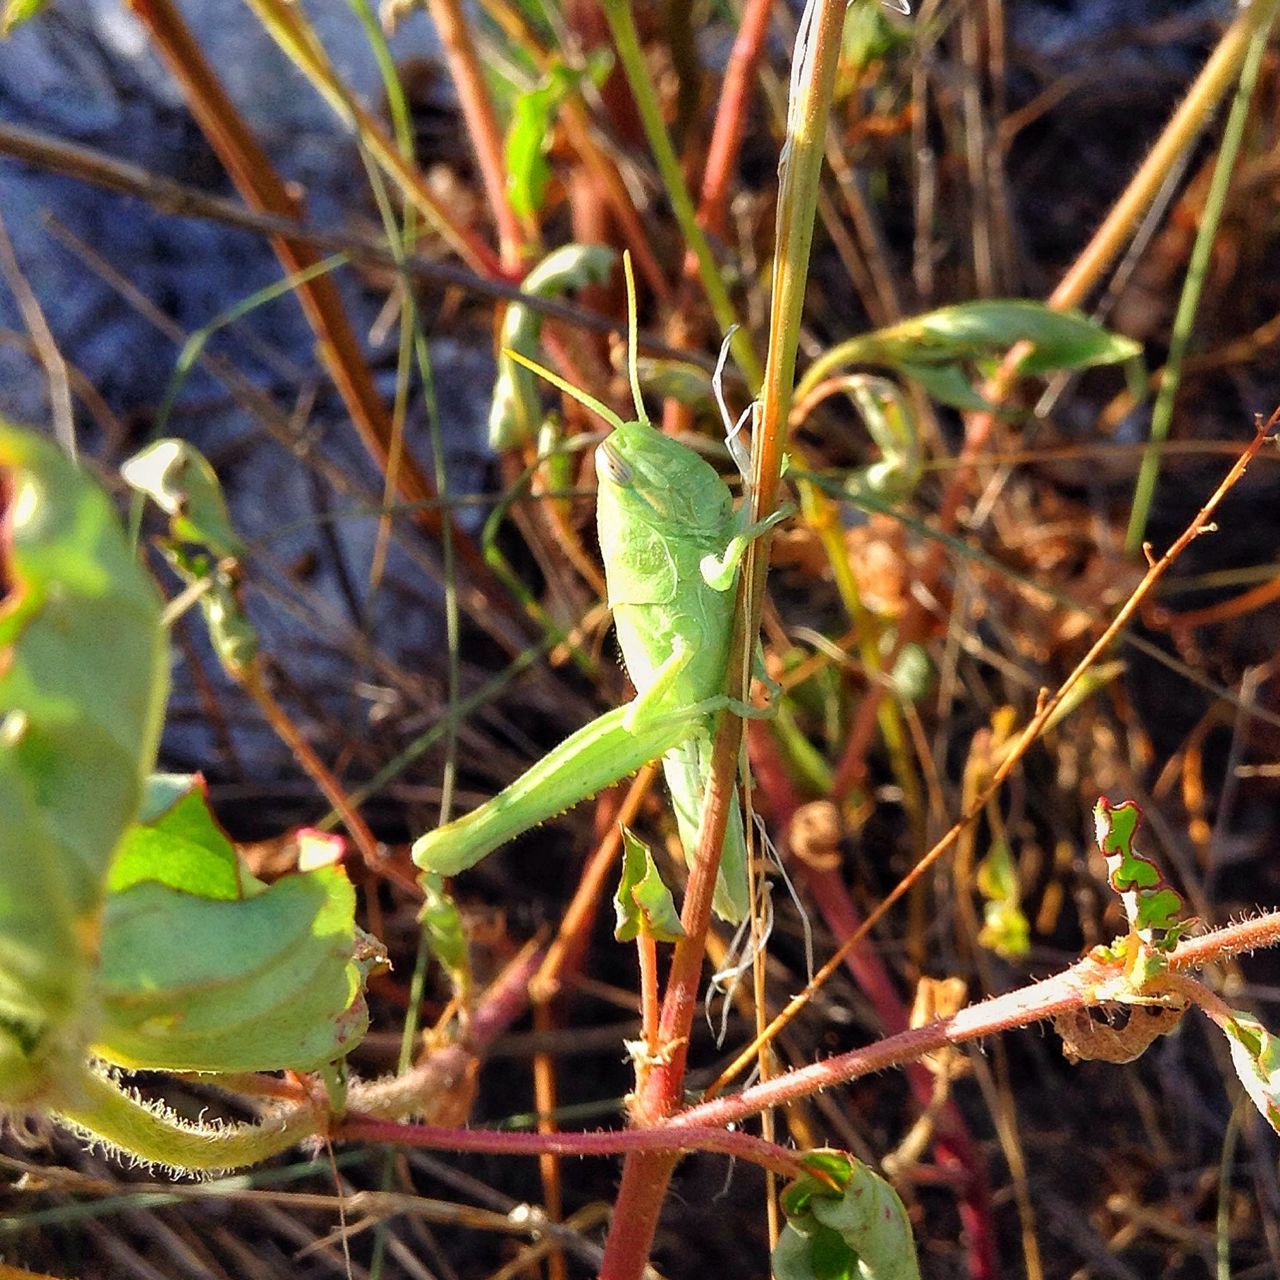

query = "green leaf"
[
  {"left": 96, "top": 863, "right": 378, "bottom": 1074},
  {"left": 505, "top": 65, "right": 576, "bottom": 220},
  {"left": 895, "top": 362, "right": 992, "bottom": 412},
  {"left": 122, "top": 439, "right": 258, "bottom": 673},
  {"left": 877, "top": 301, "right": 1141, "bottom": 372},
  {"left": 1219, "top": 1010, "right": 1280, "bottom": 1133},
  {"left": 108, "top": 774, "right": 244, "bottom": 900},
  {"left": 799, "top": 300, "right": 1142, "bottom": 410},
  {"left": 120, "top": 439, "right": 244, "bottom": 560},
  {"left": 839, "top": 376, "right": 921, "bottom": 503},
  {"left": 888, "top": 643, "right": 932, "bottom": 704},
  {"left": 774, "top": 1150, "right": 921, "bottom": 1280},
  {"left": 841, "top": 0, "right": 908, "bottom": 75},
  {"left": 95, "top": 776, "right": 379, "bottom": 1073},
  {"left": 489, "top": 244, "right": 616, "bottom": 448},
  {"left": 976, "top": 837, "right": 1030, "bottom": 960},
  {"left": 614, "top": 827, "right": 685, "bottom": 943},
  {"left": 1, "top": 0, "right": 48, "bottom": 35},
  {"left": 0, "top": 424, "right": 168, "bottom": 1103}
]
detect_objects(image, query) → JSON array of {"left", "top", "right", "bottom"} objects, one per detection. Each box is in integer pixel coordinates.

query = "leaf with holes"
[{"left": 1094, "top": 798, "right": 1192, "bottom": 952}]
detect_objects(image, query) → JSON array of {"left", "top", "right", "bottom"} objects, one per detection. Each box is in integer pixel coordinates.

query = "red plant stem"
[
  {"left": 734, "top": 416, "right": 1278, "bottom": 1092},
  {"left": 638, "top": 930, "right": 660, "bottom": 1053},
  {"left": 339, "top": 911, "right": 1280, "bottom": 1174},
  {"left": 696, "top": 0, "right": 774, "bottom": 240},
  {"left": 1168, "top": 912, "right": 1280, "bottom": 969},
  {"left": 669, "top": 909, "right": 1280, "bottom": 1132},
  {"left": 599, "top": 6, "right": 851, "bottom": 1273},
  {"left": 531, "top": 998, "right": 567, "bottom": 1280},
  {"left": 566, "top": 0, "right": 644, "bottom": 148},
  {"left": 336, "top": 1117, "right": 805, "bottom": 1176},
  {"left": 424, "top": 0, "right": 525, "bottom": 271},
  {"left": 806, "top": 862, "right": 995, "bottom": 1279},
  {"left": 636, "top": 0, "right": 851, "bottom": 1131},
  {"left": 533, "top": 766, "right": 659, "bottom": 1000}
]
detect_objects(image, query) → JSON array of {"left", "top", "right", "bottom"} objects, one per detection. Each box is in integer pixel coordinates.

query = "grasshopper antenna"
[
  {"left": 621, "top": 251, "right": 649, "bottom": 427},
  {"left": 503, "top": 348, "right": 627, "bottom": 433}
]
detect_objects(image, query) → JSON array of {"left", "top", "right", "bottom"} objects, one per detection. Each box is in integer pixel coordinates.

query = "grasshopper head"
[{"left": 595, "top": 419, "right": 733, "bottom": 531}]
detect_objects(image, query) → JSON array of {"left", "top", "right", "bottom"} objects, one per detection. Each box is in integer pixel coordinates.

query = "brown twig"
[
  {"left": 0, "top": 209, "right": 75, "bottom": 455},
  {"left": 0, "top": 122, "right": 696, "bottom": 362}
]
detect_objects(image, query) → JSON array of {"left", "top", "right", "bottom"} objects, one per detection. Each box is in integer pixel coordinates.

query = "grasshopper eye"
[{"left": 598, "top": 441, "right": 632, "bottom": 486}]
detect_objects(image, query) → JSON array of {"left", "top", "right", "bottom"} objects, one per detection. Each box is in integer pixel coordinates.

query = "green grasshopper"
[{"left": 412, "top": 260, "right": 785, "bottom": 922}]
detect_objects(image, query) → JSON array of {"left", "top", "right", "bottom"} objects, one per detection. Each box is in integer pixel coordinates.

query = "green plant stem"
[
  {"left": 599, "top": 0, "right": 762, "bottom": 389},
  {"left": 1217, "top": 1102, "right": 1243, "bottom": 1280},
  {"left": 55, "top": 1066, "right": 323, "bottom": 1171},
  {"left": 1125, "top": 15, "right": 1273, "bottom": 553},
  {"left": 1051, "top": 0, "right": 1280, "bottom": 312},
  {"left": 597, "top": 5, "right": 848, "bottom": 1277}
]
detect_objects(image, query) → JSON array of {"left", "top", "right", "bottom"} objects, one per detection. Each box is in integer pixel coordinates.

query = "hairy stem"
[{"left": 54, "top": 1065, "right": 323, "bottom": 1171}]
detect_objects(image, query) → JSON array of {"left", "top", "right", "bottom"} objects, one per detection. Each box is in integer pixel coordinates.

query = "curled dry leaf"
[
  {"left": 1053, "top": 998, "right": 1189, "bottom": 1064},
  {"left": 788, "top": 800, "right": 844, "bottom": 871}
]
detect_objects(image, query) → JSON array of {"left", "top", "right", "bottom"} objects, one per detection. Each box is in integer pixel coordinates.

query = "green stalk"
[
  {"left": 599, "top": 0, "right": 763, "bottom": 389},
  {"left": 1125, "top": 14, "right": 1274, "bottom": 553},
  {"left": 597, "top": 5, "right": 851, "bottom": 1278},
  {"left": 54, "top": 1065, "right": 321, "bottom": 1172}
]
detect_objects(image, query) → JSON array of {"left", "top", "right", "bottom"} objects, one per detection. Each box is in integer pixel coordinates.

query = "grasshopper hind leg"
[{"left": 661, "top": 737, "right": 751, "bottom": 924}]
